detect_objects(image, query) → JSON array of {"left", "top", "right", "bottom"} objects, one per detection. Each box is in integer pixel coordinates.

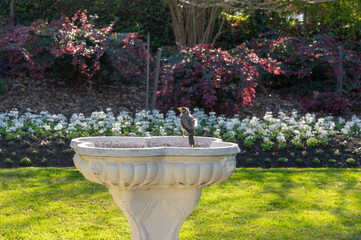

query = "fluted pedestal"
[{"left": 109, "top": 188, "right": 201, "bottom": 240}]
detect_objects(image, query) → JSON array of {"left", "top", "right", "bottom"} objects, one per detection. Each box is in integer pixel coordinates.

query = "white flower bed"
[{"left": 0, "top": 108, "right": 360, "bottom": 147}]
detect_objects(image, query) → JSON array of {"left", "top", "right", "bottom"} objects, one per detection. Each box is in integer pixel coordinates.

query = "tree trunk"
[
  {"left": 10, "top": 0, "right": 15, "bottom": 21},
  {"left": 167, "top": 0, "right": 224, "bottom": 47}
]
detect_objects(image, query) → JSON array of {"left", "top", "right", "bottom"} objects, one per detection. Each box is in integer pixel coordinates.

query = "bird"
[{"left": 178, "top": 107, "right": 198, "bottom": 147}]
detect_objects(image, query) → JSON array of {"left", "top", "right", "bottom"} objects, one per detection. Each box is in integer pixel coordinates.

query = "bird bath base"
[{"left": 71, "top": 136, "right": 239, "bottom": 240}]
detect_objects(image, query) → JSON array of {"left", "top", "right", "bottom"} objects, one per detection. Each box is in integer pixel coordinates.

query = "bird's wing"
[{"left": 181, "top": 114, "right": 195, "bottom": 134}]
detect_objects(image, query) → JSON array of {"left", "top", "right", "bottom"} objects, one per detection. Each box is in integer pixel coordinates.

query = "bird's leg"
[{"left": 182, "top": 131, "right": 185, "bottom": 137}]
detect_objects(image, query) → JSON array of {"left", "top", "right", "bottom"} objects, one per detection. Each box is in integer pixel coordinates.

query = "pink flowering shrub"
[
  {"left": 47, "top": 10, "right": 115, "bottom": 85},
  {"left": 0, "top": 11, "right": 149, "bottom": 87},
  {"left": 156, "top": 44, "right": 280, "bottom": 115}
]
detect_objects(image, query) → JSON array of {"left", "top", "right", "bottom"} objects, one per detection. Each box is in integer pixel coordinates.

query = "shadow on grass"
[{"left": 0, "top": 167, "right": 129, "bottom": 239}]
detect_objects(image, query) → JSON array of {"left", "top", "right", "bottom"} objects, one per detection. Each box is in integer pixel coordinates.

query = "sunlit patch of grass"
[
  {"left": 181, "top": 168, "right": 361, "bottom": 240},
  {"left": 1, "top": 168, "right": 361, "bottom": 239}
]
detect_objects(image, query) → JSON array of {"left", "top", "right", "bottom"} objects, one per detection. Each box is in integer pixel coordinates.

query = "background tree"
[{"left": 166, "top": 0, "right": 338, "bottom": 47}]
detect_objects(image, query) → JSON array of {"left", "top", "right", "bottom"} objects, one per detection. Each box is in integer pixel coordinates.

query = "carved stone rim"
[{"left": 71, "top": 136, "right": 240, "bottom": 157}]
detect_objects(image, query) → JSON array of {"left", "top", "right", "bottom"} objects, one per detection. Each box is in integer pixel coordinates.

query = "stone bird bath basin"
[{"left": 71, "top": 136, "right": 239, "bottom": 240}]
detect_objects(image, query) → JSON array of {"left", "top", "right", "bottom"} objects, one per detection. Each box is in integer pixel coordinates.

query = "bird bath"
[{"left": 71, "top": 136, "right": 239, "bottom": 240}]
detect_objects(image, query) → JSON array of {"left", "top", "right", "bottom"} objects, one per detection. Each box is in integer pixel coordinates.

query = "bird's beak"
[{"left": 177, "top": 107, "right": 182, "bottom": 111}]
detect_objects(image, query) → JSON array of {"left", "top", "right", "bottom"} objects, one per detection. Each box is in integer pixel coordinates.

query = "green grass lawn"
[{"left": 1, "top": 168, "right": 361, "bottom": 240}]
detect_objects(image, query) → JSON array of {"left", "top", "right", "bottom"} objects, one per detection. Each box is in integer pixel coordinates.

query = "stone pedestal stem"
[{"left": 109, "top": 188, "right": 201, "bottom": 240}]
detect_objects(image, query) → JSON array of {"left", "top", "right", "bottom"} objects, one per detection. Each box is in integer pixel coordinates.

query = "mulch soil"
[{"left": 0, "top": 76, "right": 360, "bottom": 169}]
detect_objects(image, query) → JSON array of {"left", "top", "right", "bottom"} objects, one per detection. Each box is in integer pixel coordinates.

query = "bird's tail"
[{"left": 188, "top": 135, "right": 195, "bottom": 147}]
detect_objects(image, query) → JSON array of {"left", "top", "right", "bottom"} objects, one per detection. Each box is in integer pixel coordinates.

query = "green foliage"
[
  {"left": 319, "top": 137, "right": 329, "bottom": 146},
  {"left": 5, "top": 157, "right": 13, "bottom": 165},
  {"left": 312, "top": 157, "right": 321, "bottom": 165},
  {"left": 295, "top": 158, "right": 303, "bottom": 164},
  {"left": 243, "top": 138, "right": 255, "bottom": 149},
  {"left": 277, "top": 141, "right": 287, "bottom": 150},
  {"left": 315, "top": 149, "right": 324, "bottom": 155},
  {"left": 297, "top": 0, "right": 361, "bottom": 40},
  {"left": 264, "top": 157, "right": 272, "bottom": 163},
  {"left": 0, "top": 79, "right": 8, "bottom": 95},
  {"left": 47, "top": 150, "right": 55, "bottom": 156},
  {"left": 346, "top": 158, "right": 356, "bottom": 166},
  {"left": 20, "top": 157, "right": 31, "bottom": 166},
  {"left": 5, "top": 133, "right": 15, "bottom": 141},
  {"left": 306, "top": 137, "right": 318, "bottom": 147},
  {"left": 292, "top": 138, "right": 303, "bottom": 149},
  {"left": 63, "top": 149, "right": 72, "bottom": 155},
  {"left": 246, "top": 158, "right": 253, "bottom": 164},
  {"left": 329, "top": 159, "right": 337, "bottom": 164},
  {"left": 261, "top": 141, "right": 274, "bottom": 151},
  {"left": 278, "top": 157, "right": 288, "bottom": 164}
]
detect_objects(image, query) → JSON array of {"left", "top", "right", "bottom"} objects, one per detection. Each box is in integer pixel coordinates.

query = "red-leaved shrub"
[
  {"left": 244, "top": 33, "right": 361, "bottom": 114},
  {"left": 298, "top": 92, "right": 350, "bottom": 116},
  {"left": 156, "top": 44, "right": 280, "bottom": 116},
  {"left": 104, "top": 32, "right": 149, "bottom": 84},
  {"left": 0, "top": 11, "right": 149, "bottom": 87}
]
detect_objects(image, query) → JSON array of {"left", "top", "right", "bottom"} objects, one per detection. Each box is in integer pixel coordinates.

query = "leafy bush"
[
  {"left": 261, "top": 141, "right": 274, "bottom": 151},
  {"left": 157, "top": 44, "right": 279, "bottom": 116},
  {"left": 295, "top": 158, "right": 303, "bottom": 164},
  {"left": 299, "top": 92, "right": 350, "bottom": 116},
  {"left": 103, "top": 33, "right": 148, "bottom": 85},
  {"left": 312, "top": 157, "right": 321, "bottom": 165},
  {"left": 5, "top": 157, "right": 13, "bottom": 165},
  {"left": 243, "top": 34, "right": 361, "bottom": 115},
  {"left": 0, "top": 22, "right": 42, "bottom": 78},
  {"left": 0, "top": 78, "right": 7, "bottom": 95},
  {"left": 278, "top": 157, "right": 288, "bottom": 164},
  {"left": 20, "top": 157, "right": 31, "bottom": 166},
  {"left": 0, "top": 11, "right": 149, "bottom": 88},
  {"left": 329, "top": 159, "right": 337, "bottom": 164},
  {"left": 48, "top": 10, "right": 116, "bottom": 85},
  {"left": 346, "top": 158, "right": 356, "bottom": 166},
  {"left": 297, "top": 0, "right": 361, "bottom": 40},
  {"left": 306, "top": 137, "right": 318, "bottom": 147},
  {"left": 246, "top": 158, "right": 253, "bottom": 164}
]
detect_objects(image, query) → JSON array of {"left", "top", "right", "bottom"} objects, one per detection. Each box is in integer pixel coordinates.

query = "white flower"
[
  {"left": 54, "top": 123, "right": 64, "bottom": 131},
  {"left": 43, "top": 124, "right": 51, "bottom": 131}
]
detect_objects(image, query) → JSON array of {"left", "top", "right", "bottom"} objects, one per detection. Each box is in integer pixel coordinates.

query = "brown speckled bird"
[{"left": 178, "top": 107, "right": 198, "bottom": 147}]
